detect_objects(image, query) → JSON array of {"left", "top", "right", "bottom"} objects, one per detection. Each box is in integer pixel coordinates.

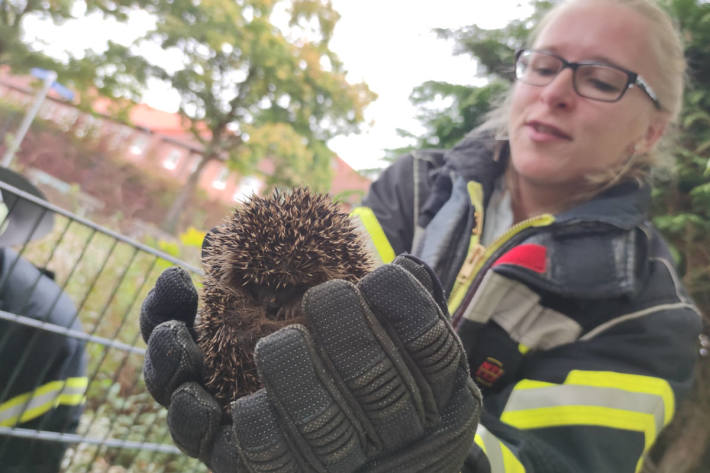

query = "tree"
[
  {"left": 643, "top": 1, "right": 710, "bottom": 471},
  {"left": 0, "top": 0, "right": 72, "bottom": 67},
  {"left": 2, "top": 1, "right": 374, "bottom": 234},
  {"left": 401, "top": 1, "right": 710, "bottom": 471},
  {"left": 99, "top": 0, "right": 375, "bottom": 232},
  {"left": 384, "top": 0, "right": 552, "bottom": 160},
  {"left": 0, "top": 0, "right": 146, "bottom": 82},
  {"left": 401, "top": 80, "right": 509, "bottom": 150}
]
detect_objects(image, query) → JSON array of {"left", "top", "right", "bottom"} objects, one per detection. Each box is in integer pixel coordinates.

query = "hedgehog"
[{"left": 195, "top": 187, "right": 374, "bottom": 412}]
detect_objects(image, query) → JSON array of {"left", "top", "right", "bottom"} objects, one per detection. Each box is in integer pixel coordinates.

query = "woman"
[
  {"left": 357, "top": 0, "right": 701, "bottom": 471},
  {"left": 140, "top": 0, "right": 702, "bottom": 472}
]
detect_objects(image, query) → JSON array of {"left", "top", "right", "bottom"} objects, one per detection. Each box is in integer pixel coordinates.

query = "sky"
[
  {"left": 23, "top": 0, "right": 533, "bottom": 172},
  {"left": 326, "top": 0, "right": 532, "bottom": 171}
]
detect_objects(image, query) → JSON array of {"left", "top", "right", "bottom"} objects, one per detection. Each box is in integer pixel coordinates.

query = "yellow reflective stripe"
[
  {"left": 502, "top": 405, "right": 656, "bottom": 437},
  {"left": 63, "top": 376, "right": 88, "bottom": 390},
  {"left": 477, "top": 425, "right": 527, "bottom": 473},
  {"left": 515, "top": 379, "right": 554, "bottom": 390},
  {"left": 350, "top": 206, "right": 396, "bottom": 264},
  {"left": 474, "top": 433, "right": 486, "bottom": 453},
  {"left": 501, "top": 442, "right": 526, "bottom": 473},
  {"left": 565, "top": 370, "right": 675, "bottom": 425},
  {"left": 0, "top": 377, "right": 88, "bottom": 427},
  {"left": 502, "top": 406, "right": 654, "bottom": 472},
  {"left": 448, "top": 213, "right": 555, "bottom": 314},
  {"left": 503, "top": 384, "right": 665, "bottom": 437},
  {"left": 502, "top": 371, "right": 675, "bottom": 473}
]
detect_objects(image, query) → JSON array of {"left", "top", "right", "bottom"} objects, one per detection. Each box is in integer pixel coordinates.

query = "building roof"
[{"left": 331, "top": 156, "right": 371, "bottom": 198}]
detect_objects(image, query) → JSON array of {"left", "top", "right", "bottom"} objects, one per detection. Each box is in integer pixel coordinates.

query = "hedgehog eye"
[{"left": 264, "top": 298, "right": 281, "bottom": 319}]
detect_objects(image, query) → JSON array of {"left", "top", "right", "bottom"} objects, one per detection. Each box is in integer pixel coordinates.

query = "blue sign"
[
  {"left": 30, "top": 67, "right": 54, "bottom": 80},
  {"left": 50, "top": 82, "right": 75, "bottom": 101},
  {"left": 30, "top": 67, "right": 75, "bottom": 101}
]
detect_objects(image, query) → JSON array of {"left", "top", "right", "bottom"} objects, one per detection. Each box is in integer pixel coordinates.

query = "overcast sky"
[
  {"left": 24, "top": 1, "right": 532, "bottom": 171},
  {"left": 326, "top": 0, "right": 532, "bottom": 171}
]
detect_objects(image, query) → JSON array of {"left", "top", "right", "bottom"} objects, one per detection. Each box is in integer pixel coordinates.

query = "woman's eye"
[
  {"left": 587, "top": 78, "right": 621, "bottom": 92},
  {"left": 578, "top": 66, "right": 626, "bottom": 94},
  {"left": 533, "top": 66, "right": 558, "bottom": 76}
]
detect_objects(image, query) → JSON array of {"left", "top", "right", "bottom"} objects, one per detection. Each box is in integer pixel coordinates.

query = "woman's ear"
[{"left": 636, "top": 113, "right": 669, "bottom": 154}]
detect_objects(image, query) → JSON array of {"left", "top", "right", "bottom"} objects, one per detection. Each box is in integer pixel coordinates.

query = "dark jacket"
[
  {"left": 355, "top": 132, "right": 702, "bottom": 473},
  {"left": 0, "top": 247, "right": 87, "bottom": 472}
]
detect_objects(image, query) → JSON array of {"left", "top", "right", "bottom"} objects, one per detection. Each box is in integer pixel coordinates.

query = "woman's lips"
[{"left": 526, "top": 120, "right": 573, "bottom": 141}]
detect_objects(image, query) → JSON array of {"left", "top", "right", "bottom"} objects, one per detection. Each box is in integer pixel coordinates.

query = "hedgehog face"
[
  {"left": 196, "top": 187, "right": 374, "bottom": 411},
  {"left": 242, "top": 282, "right": 309, "bottom": 321}
]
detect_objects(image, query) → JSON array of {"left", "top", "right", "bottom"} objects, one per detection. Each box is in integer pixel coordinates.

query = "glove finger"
[
  {"left": 391, "top": 254, "right": 448, "bottom": 314},
  {"left": 302, "top": 280, "right": 425, "bottom": 452},
  {"left": 207, "top": 425, "right": 247, "bottom": 473},
  {"left": 168, "top": 382, "right": 225, "bottom": 463},
  {"left": 359, "top": 378, "right": 481, "bottom": 473},
  {"left": 253, "top": 325, "right": 367, "bottom": 473},
  {"left": 358, "top": 264, "right": 465, "bottom": 418},
  {"left": 144, "top": 320, "right": 205, "bottom": 407},
  {"left": 231, "top": 390, "right": 300, "bottom": 473},
  {"left": 140, "top": 266, "right": 198, "bottom": 343}
]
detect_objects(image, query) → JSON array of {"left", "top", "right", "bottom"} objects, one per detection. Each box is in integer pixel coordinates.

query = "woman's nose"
[{"left": 539, "top": 68, "right": 577, "bottom": 109}]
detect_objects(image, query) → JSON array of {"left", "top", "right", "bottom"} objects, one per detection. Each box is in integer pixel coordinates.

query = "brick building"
[{"left": 0, "top": 68, "right": 371, "bottom": 207}]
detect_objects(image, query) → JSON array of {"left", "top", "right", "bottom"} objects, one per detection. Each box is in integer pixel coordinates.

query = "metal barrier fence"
[{"left": 0, "top": 177, "right": 209, "bottom": 473}]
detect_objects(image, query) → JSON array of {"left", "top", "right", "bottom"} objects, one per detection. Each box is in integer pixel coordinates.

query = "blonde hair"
[{"left": 478, "top": 0, "right": 686, "bottom": 188}]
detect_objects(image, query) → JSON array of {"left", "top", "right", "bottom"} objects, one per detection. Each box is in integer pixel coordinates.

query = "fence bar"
[
  {"left": 0, "top": 309, "right": 146, "bottom": 355},
  {"left": 0, "top": 426, "right": 181, "bottom": 453},
  {"left": 0, "top": 180, "right": 202, "bottom": 275},
  {"left": 0, "top": 174, "right": 207, "bottom": 472}
]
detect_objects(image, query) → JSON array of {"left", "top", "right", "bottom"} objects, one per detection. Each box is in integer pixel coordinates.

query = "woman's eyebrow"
[
  {"left": 534, "top": 46, "right": 627, "bottom": 69},
  {"left": 580, "top": 56, "right": 626, "bottom": 68}
]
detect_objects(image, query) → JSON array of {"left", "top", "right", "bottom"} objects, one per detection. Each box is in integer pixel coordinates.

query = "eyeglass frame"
[{"left": 514, "top": 49, "right": 663, "bottom": 110}]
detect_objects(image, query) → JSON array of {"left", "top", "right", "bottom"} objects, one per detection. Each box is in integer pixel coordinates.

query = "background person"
[
  {"left": 139, "top": 0, "right": 702, "bottom": 471},
  {"left": 0, "top": 168, "right": 87, "bottom": 473}
]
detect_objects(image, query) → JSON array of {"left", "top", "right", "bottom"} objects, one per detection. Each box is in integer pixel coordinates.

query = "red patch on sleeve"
[{"left": 493, "top": 243, "right": 547, "bottom": 273}]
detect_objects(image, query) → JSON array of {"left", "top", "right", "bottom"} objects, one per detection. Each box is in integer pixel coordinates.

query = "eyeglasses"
[{"left": 514, "top": 49, "right": 662, "bottom": 110}]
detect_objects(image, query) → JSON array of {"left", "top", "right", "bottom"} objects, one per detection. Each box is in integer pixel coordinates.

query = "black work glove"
[{"left": 141, "top": 255, "right": 482, "bottom": 473}]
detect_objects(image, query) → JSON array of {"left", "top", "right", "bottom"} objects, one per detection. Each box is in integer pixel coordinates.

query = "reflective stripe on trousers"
[{"left": 0, "top": 377, "right": 88, "bottom": 427}]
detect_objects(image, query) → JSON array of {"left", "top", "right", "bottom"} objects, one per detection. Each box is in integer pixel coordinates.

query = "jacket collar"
[
  {"left": 443, "top": 132, "right": 650, "bottom": 230},
  {"left": 442, "top": 130, "right": 507, "bottom": 204},
  {"left": 494, "top": 180, "right": 652, "bottom": 300},
  {"left": 555, "top": 180, "right": 650, "bottom": 230},
  {"left": 439, "top": 132, "right": 652, "bottom": 299}
]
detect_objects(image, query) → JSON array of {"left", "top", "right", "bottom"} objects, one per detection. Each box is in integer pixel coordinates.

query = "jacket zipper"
[
  {"left": 449, "top": 213, "right": 555, "bottom": 328},
  {"left": 447, "top": 209, "right": 484, "bottom": 311}
]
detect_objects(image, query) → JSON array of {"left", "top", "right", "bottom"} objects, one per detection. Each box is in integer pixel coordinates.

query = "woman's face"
[{"left": 507, "top": 1, "right": 668, "bottom": 190}]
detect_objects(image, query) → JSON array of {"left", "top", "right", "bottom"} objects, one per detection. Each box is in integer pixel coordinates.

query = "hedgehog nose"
[{"left": 250, "top": 285, "right": 275, "bottom": 305}]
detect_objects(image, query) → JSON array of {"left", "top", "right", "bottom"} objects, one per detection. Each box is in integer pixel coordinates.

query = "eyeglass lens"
[{"left": 516, "top": 51, "right": 629, "bottom": 102}]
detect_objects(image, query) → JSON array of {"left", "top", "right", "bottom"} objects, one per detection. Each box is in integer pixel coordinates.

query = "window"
[
  {"left": 109, "top": 126, "right": 132, "bottom": 150},
  {"left": 233, "top": 176, "right": 262, "bottom": 203},
  {"left": 212, "top": 167, "right": 230, "bottom": 190},
  {"left": 129, "top": 135, "right": 150, "bottom": 156},
  {"left": 163, "top": 149, "right": 183, "bottom": 170}
]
